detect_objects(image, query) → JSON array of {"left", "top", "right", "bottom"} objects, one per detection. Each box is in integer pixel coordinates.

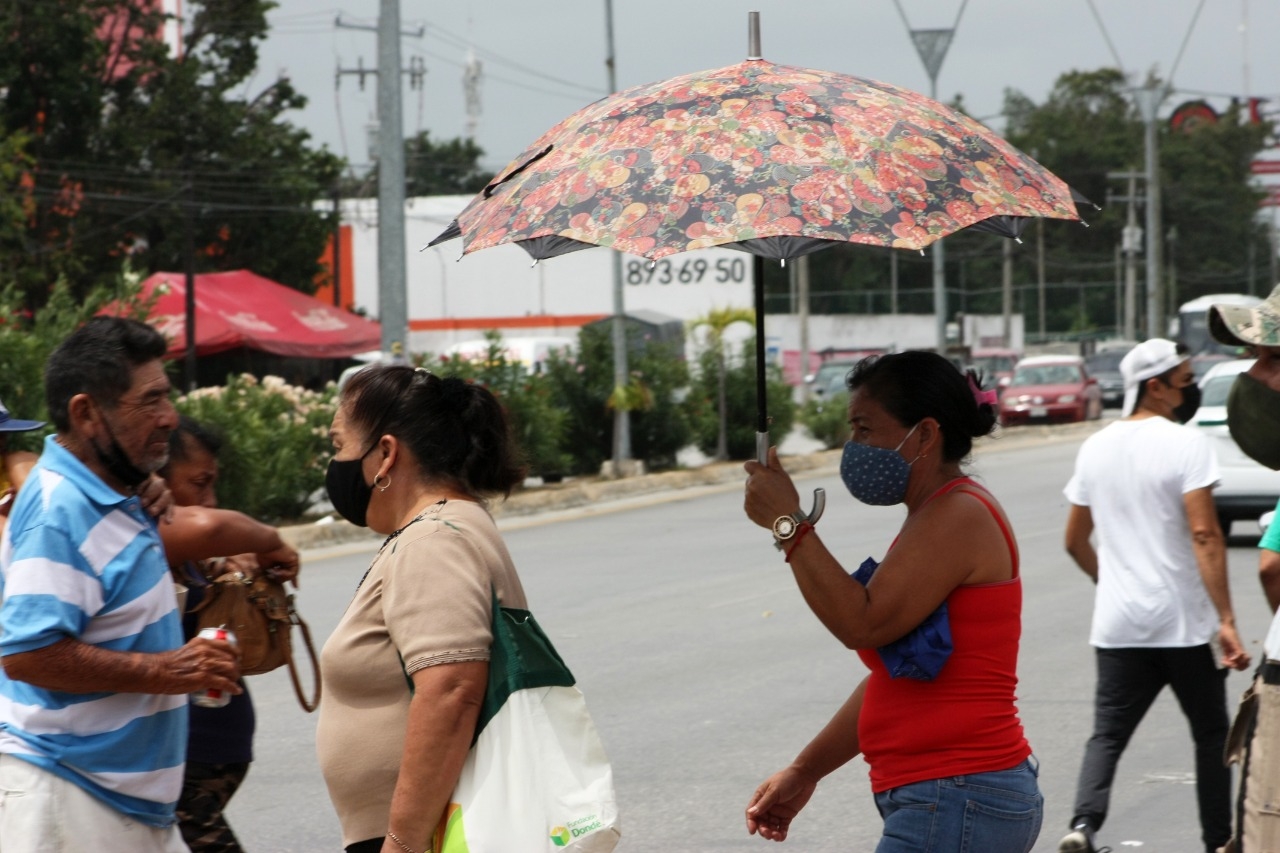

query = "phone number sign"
[{"left": 619, "top": 248, "right": 753, "bottom": 315}]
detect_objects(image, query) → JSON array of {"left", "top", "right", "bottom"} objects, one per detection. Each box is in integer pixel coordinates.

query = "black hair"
[
  {"left": 165, "top": 415, "right": 223, "bottom": 468},
  {"left": 341, "top": 365, "right": 525, "bottom": 499},
  {"left": 1131, "top": 342, "right": 1190, "bottom": 412},
  {"left": 846, "top": 350, "right": 997, "bottom": 463},
  {"left": 44, "top": 317, "right": 169, "bottom": 432}
]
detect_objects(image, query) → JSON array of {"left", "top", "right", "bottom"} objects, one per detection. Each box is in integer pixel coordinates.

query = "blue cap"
[{"left": 0, "top": 397, "right": 45, "bottom": 433}]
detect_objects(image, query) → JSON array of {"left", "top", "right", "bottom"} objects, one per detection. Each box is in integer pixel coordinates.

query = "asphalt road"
[{"left": 225, "top": 433, "right": 1276, "bottom": 852}]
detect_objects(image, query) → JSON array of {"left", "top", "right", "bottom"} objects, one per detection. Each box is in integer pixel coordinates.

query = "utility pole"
[
  {"left": 375, "top": 0, "right": 407, "bottom": 362},
  {"left": 1108, "top": 170, "right": 1145, "bottom": 341},
  {"left": 895, "top": 0, "right": 968, "bottom": 354},
  {"left": 335, "top": 8, "right": 426, "bottom": 363},
  {"left": 603, "top": 0, "right": 632, "bottom": 474},
  {"left": 1036, "top": 219, "right": 1046, "bottom": 339},
  {"left": 1135, "top": 85, "right": 1165, "bottom": 338}
]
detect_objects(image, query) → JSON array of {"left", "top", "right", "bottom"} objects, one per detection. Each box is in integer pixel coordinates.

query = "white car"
[{"left": 1191, "top": 359, "right": 1280, "bottom": 534}]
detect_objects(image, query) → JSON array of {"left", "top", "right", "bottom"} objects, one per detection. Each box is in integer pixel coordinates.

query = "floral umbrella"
[
  {"left": 429, "top": 50, "right": 1088, "bottom": 479},
  {"left": 430, "top": 60, "right": 1083, "bottom": 261}
]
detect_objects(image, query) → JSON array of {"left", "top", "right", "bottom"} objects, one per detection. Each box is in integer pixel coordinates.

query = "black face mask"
[
  {"left": 325, "top": 449, "right": 374, "bottom": 527},
  {"left": 92, "top": 414, "right": 152, "bottom": 490},
  {"left": 1173, "top": 383, "right": 1202, "bottom": 425},
  {"left": 1228, "top": 372, "right": 1280, "bottom": 470}
]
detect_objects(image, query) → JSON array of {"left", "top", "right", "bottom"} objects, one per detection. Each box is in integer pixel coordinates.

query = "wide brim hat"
[
  {"left": 1120, "top": 338, "right": 1186, "bottom": 416},
  {"left": 1209, "top": 284, "right": 1280, "bottom": 348},
  {"left": 0, "top": 397, "right": 45, "bottom": 433}
]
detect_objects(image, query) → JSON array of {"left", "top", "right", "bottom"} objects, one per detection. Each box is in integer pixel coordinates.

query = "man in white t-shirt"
[{"left": 1057, "top": 338, "right": 1251, "bottom": 853}]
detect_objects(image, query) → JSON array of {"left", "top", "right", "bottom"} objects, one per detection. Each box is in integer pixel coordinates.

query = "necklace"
[{"left": 355, "top": 499, "right": 447, "bottom": 591}]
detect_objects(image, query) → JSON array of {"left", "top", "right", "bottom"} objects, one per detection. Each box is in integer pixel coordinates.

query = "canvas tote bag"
[{"left": 429, "top": 591, "right": 620, "bottom": 852}]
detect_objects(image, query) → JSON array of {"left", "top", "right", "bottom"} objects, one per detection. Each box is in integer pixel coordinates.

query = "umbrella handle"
[
  {"left": 804, "top": 488, "right": 827, "bottom": 525},
  {"left": 756, "top": 431, "right": 827, "bottom": 525}
]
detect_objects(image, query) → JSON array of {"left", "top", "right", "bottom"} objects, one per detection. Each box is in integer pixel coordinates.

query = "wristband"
[{"left": 784, "top": 522, "right": 815, "bottom": 562}]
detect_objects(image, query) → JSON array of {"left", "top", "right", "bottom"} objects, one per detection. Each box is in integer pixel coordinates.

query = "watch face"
[{"left": 773, "top": 516, "right": 797, "bottom": 539}]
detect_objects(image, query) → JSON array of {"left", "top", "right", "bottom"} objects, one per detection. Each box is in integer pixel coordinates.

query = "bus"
[{"left": 1174, "top": 293, "right": 1261, "bottom": 355}]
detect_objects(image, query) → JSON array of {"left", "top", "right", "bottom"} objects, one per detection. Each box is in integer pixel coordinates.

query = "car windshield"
[
  {"left": 1086, "top": 350, "right": 1126, "bottom": 373},
  {"left": 973, "top": 355, "right": 1016, "bottom": 374},
  {"left": 1011, "top": 364, "right": 1081, "bottom": 386},
  {"left": 1201, "top": 375, "right": 1236, "bottom": 407}
]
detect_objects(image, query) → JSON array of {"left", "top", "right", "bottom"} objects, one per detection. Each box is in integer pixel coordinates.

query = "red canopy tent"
[{"left": 130, "top": 270, "right": 381, "bottom": 359}]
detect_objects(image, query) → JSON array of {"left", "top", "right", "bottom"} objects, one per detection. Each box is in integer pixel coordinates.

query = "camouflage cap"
[{"left": 1209, "top": 284, "right": 1280, "bottom": 347}]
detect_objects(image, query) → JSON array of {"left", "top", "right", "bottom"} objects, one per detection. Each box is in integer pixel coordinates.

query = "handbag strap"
[{"left": 283, "top": 607, "right": 322, "bottom": 713}]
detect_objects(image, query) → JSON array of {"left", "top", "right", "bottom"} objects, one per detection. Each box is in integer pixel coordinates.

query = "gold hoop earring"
[{"left": 374, "top": 474, "right": 391, "bottom": 492}]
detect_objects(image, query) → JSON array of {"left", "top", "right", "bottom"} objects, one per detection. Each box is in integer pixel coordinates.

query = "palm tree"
[{"left": 689, "top": 307, "right": 756, "bottom": 462}]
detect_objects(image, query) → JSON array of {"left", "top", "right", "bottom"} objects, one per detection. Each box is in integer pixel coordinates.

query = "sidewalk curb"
[{"left": 277, "top": 418, "right": 1110, "bottom": 554}]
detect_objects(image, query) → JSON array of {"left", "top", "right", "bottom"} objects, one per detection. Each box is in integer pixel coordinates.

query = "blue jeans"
[{"left": 873, "top": 757, "right": 1043, "bottom": 853}]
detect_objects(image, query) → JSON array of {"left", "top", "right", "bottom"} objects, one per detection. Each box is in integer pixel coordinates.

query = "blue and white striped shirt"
[{"left": 0, "top": 436, "right": 186, "bottom": 827}]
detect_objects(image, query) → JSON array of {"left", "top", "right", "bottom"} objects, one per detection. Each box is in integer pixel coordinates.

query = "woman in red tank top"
[{"left": 742, "top": 351, "right": 1041, "bottom": 853}]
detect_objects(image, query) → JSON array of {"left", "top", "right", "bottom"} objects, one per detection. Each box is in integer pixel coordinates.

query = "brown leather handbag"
[{"left": 191, "top": 569, "right": 321, "bottom": 712}]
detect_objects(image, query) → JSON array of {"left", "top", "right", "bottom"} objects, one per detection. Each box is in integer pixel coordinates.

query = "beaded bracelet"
[{"left": 784, "top": 522, "right": 815, "bottom": 562}]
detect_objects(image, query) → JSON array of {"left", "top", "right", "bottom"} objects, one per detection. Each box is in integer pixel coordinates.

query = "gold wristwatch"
[{"left": 772, "top": 511, "right": 808, "bottom": 550}]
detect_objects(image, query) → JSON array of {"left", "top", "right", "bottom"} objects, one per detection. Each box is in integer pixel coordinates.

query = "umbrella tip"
[
  {"left": 747, "top": 11, "right": 762, "bottom": 60},
  {"left": 1014, "top": 237, "right": 1023, "bottom": 245}
]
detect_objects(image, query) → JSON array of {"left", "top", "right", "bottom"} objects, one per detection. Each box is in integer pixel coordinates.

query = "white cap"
[{"left": 1120, "top": 339, "right": 1186, "bottom": 416}]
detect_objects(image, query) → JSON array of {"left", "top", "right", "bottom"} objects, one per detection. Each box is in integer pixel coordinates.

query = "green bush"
[
  {"left": 175, "top": 375, "right": 336, "bottom": 522},
  {"left": 689, "top": 340, "right": 795, "bottom": 460},
  {"left": 426, "top": 333, "right": 571, "bottom": 480},
  {"left": 542, "top": 323, "right": 694, "bottom": 475},
  {"left": 800, "top": 391, "right": 851, "bottom": 450}
]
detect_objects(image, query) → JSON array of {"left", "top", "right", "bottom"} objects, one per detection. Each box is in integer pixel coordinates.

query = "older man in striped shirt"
[{"left": 0, "top": 317, "right": 240, "bottom": 853}]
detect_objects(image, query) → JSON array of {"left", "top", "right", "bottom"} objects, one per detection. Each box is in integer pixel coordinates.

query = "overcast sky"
[{"left": 250, "top": 1, "right": 1279, "bottom": 175}]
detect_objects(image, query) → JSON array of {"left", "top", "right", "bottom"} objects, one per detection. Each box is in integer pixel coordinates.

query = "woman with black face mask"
[
  {"left": 741, "top": 351, "right": 1041, "bottom": 853},
  {"left": 315, "top": 366, "right": 526, "bottom": 853}
]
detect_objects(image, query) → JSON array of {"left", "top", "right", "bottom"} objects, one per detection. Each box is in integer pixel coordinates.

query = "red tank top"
[{"left": 855, "top": 478, "right": 1032, "bottom": 793}]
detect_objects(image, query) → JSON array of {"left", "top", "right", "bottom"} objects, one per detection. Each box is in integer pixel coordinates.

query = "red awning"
[{"left": 127, "top": 270, "right": 381, "bottom": 359}]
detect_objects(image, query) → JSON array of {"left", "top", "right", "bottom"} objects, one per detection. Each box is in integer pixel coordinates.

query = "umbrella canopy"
[
  {"left": 430, "top": 59, "right": 1084, "bottom": 262},
  {"left": 429, "top": 41, "right": 1087, "bottom": 478},
  {"left": 126, "top": 270, "right": 381, "bottom": 359}
]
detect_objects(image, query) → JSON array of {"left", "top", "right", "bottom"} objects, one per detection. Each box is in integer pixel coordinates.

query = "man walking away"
[{"left": 1059, "top": 338, "right": 1250, "bottom": 853}]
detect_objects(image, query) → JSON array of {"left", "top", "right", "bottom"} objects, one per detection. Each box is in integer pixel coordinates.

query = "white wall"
[{"left": 344, "top": 196, "right": 755, "bottom": 356}]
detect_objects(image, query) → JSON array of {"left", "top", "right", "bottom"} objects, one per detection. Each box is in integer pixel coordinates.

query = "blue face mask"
[{"left": 839, "top": 423, "right": 920, "bottom": 506}]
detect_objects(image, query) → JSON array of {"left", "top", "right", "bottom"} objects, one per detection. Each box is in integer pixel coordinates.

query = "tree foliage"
[
  {"left": 0, "top": 0, "right": 343, "bottom": 307},
  {"left": 345, "top": 130, "right": 494, "bottom": 198}
]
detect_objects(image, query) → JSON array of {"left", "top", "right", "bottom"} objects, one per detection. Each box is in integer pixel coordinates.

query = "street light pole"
[
  {"left": 1136, "top": 85, "right": 1165, "bottom": 339},
  {"left": 895, "top": 0, "right": 969, "bottom": 354}
]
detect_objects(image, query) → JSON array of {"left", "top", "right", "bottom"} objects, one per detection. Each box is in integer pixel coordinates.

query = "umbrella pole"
[{"left": 753, "top": 255, "right": 769, "bottom": 464}]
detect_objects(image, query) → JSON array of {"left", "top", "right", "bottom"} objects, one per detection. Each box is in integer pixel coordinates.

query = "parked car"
[
  {"left": 1189, "top": 359, "right": 1280, "bottom": 534},
  {"left": 969, "top": 348, "right": 1021, "bottom": 392},
  {"left": 1084, "top": 346, "right": 1130, "bottom": 408},
  {"left": 999, "top": 355, "right": 1103, "bottom": 426}
]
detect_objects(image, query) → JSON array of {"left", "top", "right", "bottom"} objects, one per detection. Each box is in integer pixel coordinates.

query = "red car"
[{"left": 999, "top": 356, "right": 1103, "bottom": 426}]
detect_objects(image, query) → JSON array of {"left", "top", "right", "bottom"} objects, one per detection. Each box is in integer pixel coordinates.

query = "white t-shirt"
[{"left": 1063, "top": 417, "right": 1221, "bottom": 648}]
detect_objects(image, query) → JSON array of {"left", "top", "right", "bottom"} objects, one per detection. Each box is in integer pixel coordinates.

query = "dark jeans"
[{"left": 1071, "top": 645, "right": 1231, "bottom": 853}]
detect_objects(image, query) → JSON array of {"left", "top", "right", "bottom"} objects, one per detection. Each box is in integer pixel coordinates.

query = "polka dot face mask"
[{"left": 839, "top": 422, "right": 920, "bottom": 506}]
